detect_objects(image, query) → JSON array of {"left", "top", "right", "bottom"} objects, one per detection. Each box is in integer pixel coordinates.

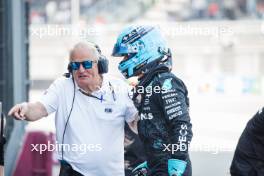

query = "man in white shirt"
[{"left": 8, "top": 42, "right": 137, "bottom": 176}]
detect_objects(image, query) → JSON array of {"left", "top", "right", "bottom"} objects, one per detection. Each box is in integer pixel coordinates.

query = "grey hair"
[{"left": 69, "top": 41, "right": 100, "bottom": 61}]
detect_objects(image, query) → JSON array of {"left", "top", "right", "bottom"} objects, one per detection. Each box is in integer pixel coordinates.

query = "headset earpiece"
[
  {"left": 94, "top": 44, "right": 109, "bottom": 74},
  {"left": 97, "top": 55, "right": 109, "bottom": 74},
  {"left": 67, "top": 63, "right": 72, "bottom": 73},
  {"left": 63, "top": 63, "right": 72, "bottom": 78}
]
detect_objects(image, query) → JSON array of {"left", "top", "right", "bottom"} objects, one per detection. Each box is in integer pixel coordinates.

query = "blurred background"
[{"left": 1, "top": 0, "right": 264, "bottom": 175}]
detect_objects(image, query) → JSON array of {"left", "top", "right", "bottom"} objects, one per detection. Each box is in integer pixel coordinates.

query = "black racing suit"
[
  {"left": 230, "top": 107, "right": 264, "bottom": 176},
  {"left": 125, "top": 122, "right": 147, "bottom": 176},
  {"left": 133, "top": 66, "right": 193, "bottom": 176}
]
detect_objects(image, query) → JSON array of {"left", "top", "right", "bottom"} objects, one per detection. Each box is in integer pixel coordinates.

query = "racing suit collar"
[{"left": 133, "top": 64, "right": 170, "bottom": 101}]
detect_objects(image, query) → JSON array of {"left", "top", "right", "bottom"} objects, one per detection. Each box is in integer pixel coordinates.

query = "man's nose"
[{"left": 78, "top": 64, "right": 85, "bottom": 72}]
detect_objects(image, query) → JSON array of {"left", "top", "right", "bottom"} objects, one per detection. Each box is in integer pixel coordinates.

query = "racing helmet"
[{"left": 112, "top": 25, "right": 170, "bottom": 78}]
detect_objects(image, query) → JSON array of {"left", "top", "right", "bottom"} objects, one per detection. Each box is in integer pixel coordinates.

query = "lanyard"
[
  {"left": 79, "top": 81, "right": 116, "bottom": 102},
  {"left": 79, "top": 89, "right": 104, "bottom": 102},
  {"left": 108, "top": 82, "right": 116, "bottom": 101}
]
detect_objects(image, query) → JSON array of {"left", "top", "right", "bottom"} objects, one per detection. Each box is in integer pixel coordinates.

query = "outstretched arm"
[{"left": 8, "top": 102, "right": 48, "bottom": 121}]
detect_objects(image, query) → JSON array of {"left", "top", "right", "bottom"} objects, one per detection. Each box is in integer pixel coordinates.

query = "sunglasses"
[{"left": 70, "top": 60, "right": 97, "bottom": 71}]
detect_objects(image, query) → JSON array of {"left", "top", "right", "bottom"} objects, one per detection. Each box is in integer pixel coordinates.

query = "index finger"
[{"left": 8, "top": 104, "right": 20, "bottom": 116}]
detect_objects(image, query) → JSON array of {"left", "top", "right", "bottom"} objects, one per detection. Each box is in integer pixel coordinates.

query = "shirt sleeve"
[
  {"left": 123, "top": 84, "right": 138, "bottom": 123},
  {"left": 38, "top": 79, "right": 62, "bottom": 115},
  {"left": 156, "top": 76, "right": 193, "bottom": 160}
]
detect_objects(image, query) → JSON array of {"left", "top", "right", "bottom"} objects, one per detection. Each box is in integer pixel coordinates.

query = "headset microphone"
[{"left": 63, "top": 72, "right": 71, "bottom": 78}]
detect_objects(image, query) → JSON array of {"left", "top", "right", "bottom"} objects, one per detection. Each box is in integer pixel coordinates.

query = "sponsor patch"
[
  {"left": 105, "top": 108, "right": 113, "bottom": 113},
  {"left": 162, "top": 78, "right": 173, "bottom": 91}
]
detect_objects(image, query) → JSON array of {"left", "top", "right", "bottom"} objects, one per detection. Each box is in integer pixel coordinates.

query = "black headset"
[{"left": 65, "top": 43, "right": 109, "bottom": 77}]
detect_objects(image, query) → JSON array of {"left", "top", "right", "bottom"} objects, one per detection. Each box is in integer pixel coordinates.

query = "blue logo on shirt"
[
  {"left": 105, "top": 108, "right": 113, "bottom": 113},
  {"left": 162, "top": 78, "right": 173, "bottom": 90}
]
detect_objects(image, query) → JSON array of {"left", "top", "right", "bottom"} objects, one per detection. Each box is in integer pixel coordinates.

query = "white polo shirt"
[{"left": 39, "top": 75, "right": 137, "bottom": 176}]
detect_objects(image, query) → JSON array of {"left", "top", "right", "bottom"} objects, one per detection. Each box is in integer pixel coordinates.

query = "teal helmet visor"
[{"left": 112, "top": 43, "right": 138, "bottom": 57}]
